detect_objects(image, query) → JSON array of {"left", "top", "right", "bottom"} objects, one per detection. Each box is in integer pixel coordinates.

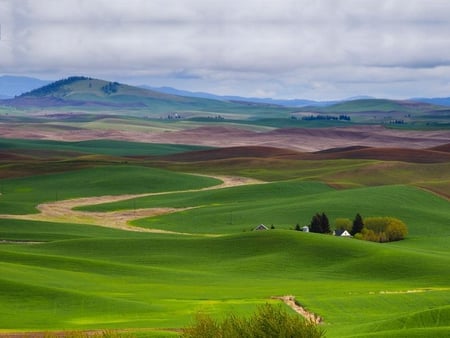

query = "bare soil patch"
[
  {"left": 272, "top": 295, "right": 323, "bottom": 324},
  {"left": 160, "top": 144, "right": 450, "bottom": 163},
  {"left": 0, "top": 124, "right": 448, "bottom": 152}
]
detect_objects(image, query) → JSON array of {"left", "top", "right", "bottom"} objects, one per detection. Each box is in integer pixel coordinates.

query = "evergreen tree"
[
  {"left": 310, "top": 214, "right": 322, "bottom": 233},
  {"left": 351, "top": 213, "right": 364, "bottom": 235},
  {"left": 321, "top": 212, "right": 330, "bottom": 233}
]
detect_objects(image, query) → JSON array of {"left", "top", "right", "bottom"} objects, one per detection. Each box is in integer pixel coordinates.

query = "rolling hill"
[
  {"left": 301, "top": 98, "right": 443, "bottom": 114},
  {"left": 2, "top": 76, "right": 449, "bottom": 126},
  {"left": 0, "top": 76, "right": 288, "bottom": 117}
]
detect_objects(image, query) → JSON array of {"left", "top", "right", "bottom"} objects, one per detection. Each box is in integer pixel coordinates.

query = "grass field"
[
  {"left": 0, "top": 139, "right": 449, "bottom": 337},
  {"left": 0, "top": 166, "right": 220, "bottom": 214},
  {"left": 0, "top": 138, "right": 212, "bottom": 157}
]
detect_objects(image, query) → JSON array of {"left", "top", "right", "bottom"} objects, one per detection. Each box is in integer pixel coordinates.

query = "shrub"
[
  {"left": 181, "top": 303, "right": 325, "bottom": 338},
  {"left": 361, "top": 217, "right": 408, "bottom": 242},
  {"left": 334, "top": 218, "right": 352, "bottom": 231}
]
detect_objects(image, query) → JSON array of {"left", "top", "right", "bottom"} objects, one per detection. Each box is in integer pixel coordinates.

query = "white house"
[
  {"left": 302, "top": 226, "right": 309, "bottom": 233},
  {"left": 254, "top": 224, "right": 269, "bottom": 231},
  {"left": 334, "top": 229, "right": 352, "bottom": 237}
]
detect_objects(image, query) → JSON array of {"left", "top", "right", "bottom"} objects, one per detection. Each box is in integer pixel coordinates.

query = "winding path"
[
  {"left": 272, "top": 295, "right": 323, "bottom": 324},
  {"left": 0, "top": 175, "right": 264, "bottom": 235}
]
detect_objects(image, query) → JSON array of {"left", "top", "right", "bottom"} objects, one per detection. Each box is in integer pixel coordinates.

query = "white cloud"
[{"left": 2, "top": 0, "right": 450, "bottom": 99}]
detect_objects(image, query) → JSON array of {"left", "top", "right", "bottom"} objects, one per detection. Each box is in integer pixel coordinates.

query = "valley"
[{"left": 0, "top": 77, "right": 449, "bottom": 337}]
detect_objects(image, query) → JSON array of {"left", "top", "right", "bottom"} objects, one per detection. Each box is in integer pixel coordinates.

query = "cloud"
[{"left": 1, "top": 0, "right": 450, "bottom": 99}]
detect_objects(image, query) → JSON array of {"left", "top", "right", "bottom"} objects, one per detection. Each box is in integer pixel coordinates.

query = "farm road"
[{"left": 0, "top": 175, "right": 264, "bottom": 235}]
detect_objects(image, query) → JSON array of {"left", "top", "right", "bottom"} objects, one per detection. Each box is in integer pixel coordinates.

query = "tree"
[
  {"left": 386, "top": 218, "right": 408, "bottom": 241},
  {"left": 362, "top": 217, "right": 408, "bottom": 242},
  {"left": 321, "top": 213, "right": 330, "bottom": 234},
  {"left": 309, "top": 213, "right": 330, "bottom": 234},
  {"left": 351, "top": 213, "right": 364, "bottom": 235},
  {"left": 295, "top": 224, "right": 301, "bottom": 231},
  {"left": 310, "top": 214, "right": 322, "bottom": 233},
  {"left": 335, "top": 218, "right": 352, "bottom": 231}
]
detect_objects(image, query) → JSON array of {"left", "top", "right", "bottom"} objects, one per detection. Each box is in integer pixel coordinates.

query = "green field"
[{"left": 0, "top": 139, "right": 449, "bottom": 337}]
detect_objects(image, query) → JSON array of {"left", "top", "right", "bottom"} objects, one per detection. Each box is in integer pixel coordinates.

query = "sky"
[{"left": 1, "top": 0, "right": 450, "bottom": 100}]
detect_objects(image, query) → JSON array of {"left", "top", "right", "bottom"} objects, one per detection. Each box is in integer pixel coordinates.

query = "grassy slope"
[
  {"left": 82, "top": 180, "right": 449, "bottom": 239},
  {"left": 0, "top": 166, "right": 221, "bottom": 214},
  {"left": 10, "top": 77, "right": 294, "bottom": 117},
  {"left": 0, "top": 138, "right": 212, "bottom": 157},
  {"left": 0, "top": 225, "right": 448, "bottom": 336},
  {"left": 0, "top": 148, "right": 448, "bottom": 336}
]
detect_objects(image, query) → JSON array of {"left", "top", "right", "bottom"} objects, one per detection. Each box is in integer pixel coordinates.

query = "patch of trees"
[
  {"left": 309, "top": 213, "right": 330, "bottom": 234},
  {"left": 354, "top": 216, "right": 408, "bottom": 242},
  {"left": 167, "top": 112, "right": 183, "bottom": 119},
  {"left": 291, "top": 114, "right": 351, "bottom": 121},
  {"left": 304, "top": 213, "right": 407, "bottom": 242},
  {"left": 101, "top": 82, "right": 120, "bottom": 95},
  {"left": 388, "top": 119, "right": 405, "bottom": 125},
  {"left": 181, "top": 303, "right": 324, "bottom": 338},
  {"left": 20, "top": 76, "right": 91, "bottom": 97}
]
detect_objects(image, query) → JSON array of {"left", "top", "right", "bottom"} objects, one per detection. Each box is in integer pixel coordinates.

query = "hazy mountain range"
[{"left": 1, "top": 75, "right": 450, "bottom": 108}]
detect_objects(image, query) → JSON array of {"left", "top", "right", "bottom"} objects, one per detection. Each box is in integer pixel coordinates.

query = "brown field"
[
  {"left": 0, "top": 124, "right": 449, "bottom": 152},
  {"left": 159, "top": 144, "right": 450, "bottom": 163}
]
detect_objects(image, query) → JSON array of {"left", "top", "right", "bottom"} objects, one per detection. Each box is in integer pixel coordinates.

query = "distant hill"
[
  {"left": 410, "top": 97, "right": 450, "bottom": 107},
  {"left": 302, "top": 98, "right": 444, "bottom": 113},
  {"left": 142, "top": 85, "right": 337, "bottom": 107},
  {"left": 2, "top": 76, "right": 285, "bottom": 115},
  {"left": 0, "top": 75, "right": 50, "bottom": 98},
  {"left": 2, "top": 76, "right": 449, "bottom": 124}
]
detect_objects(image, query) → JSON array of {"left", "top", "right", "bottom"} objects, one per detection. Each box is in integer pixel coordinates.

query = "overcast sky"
[{"left": 1, "top": 0, "right": 450, "bottom": 100}]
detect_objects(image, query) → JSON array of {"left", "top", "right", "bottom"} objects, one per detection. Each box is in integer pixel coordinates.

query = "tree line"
[
  {"left": 299, "top": 212, "right": 407, "bottom": 242},
  {"left": 20, "top": 76, "right": 91, "bottom": 97}
]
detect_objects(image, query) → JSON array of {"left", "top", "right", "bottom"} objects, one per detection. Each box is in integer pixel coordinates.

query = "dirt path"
[
  {"left": 272, "top": 295, "right": 323, "bottom": 324},
  {"left": 0, "top": 175, "right": 264, "bottom": 235}
]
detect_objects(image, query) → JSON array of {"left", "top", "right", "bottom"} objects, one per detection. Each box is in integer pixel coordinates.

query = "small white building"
[{"left": 302, "top": 226, "right": 309, "bottom": 233}]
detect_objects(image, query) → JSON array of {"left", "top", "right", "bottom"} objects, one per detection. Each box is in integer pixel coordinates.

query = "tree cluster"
[
  {"left": 292, "top": 114, "right": 351, "bottom": 121},
  {"left": 388, "top": 119, "right": 406, "bottom": 125},
  {"left": 20, "top": 76, "right": 91, "bottom": 97},
  {"left": 101, "top": 82, "right": 120, "bottom": 95},
  {"left": 304, "top": 213, "right": 407, "bottom": 243},
  {"left": 309, "top": 213, "right": 330, "bottom": 234},
  {"left": 355, "top": 216, "right": 408, "bottom": 242}
]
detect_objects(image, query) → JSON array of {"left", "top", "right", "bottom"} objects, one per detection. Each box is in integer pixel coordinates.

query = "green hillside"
[
  {"left": 0, "top": 166, "right": 221, "bottom": 214},
  {"left": 0, "top": 163, "right": 448, "bottom": 336},
  {"left": 0, "top": 138, "right": 212, "bottom": 157},
  {"left": 8, "top": 77, "right": 292, "bottom": 117},
  {"left": 0, "top": 223, "right": 449, "bottom": 337},
  {"left": 0, "top": 129, "right": 448, "bottom": 338},
  {"left": 308, "top": 98, "right": 441, "bottom": 113}
]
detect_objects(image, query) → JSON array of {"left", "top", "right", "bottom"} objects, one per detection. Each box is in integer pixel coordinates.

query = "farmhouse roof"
[
  {"left": 334, "top": 229, "right": 352, "bottom": 237},
  {"left": 254, "top": 224, "right": 269, "bottom": 231}
]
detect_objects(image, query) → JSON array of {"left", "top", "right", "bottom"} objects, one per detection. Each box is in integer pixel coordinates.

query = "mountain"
[
  {"left": 410, "top": 97, "right": 450, "bottom": 107},
  {"left": 141, "top": 85, "right": 337, "bottom": 107},
  {"left": 299, "top": 98, "right": 445, "bottom": 113},
  {"left": 1, "top": 76, "right": 287, "bottom": 115},
  {"left": 0, "top": 75, "right": 51, "bottom": 98}
]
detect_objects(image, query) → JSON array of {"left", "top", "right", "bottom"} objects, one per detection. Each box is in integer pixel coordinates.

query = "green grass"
[
  {"left": 0, "top": 138, "right": 212, "bottom": 157},
  {"left": 0, "top": 156, "right": 448, "bottom": 336},
  {"left": 80, "top": 181, "right": 450, "bottom": 238},
  {"left": 0, "top": 165, "right": 221, "bottom": 214},
  {"left": 0, "top": 227, "right": 448, "bottom": 336}
]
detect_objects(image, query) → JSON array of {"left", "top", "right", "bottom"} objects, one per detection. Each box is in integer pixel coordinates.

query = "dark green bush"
[{"left": 181, "top": 303, "right": 325, "bottom": 338}]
